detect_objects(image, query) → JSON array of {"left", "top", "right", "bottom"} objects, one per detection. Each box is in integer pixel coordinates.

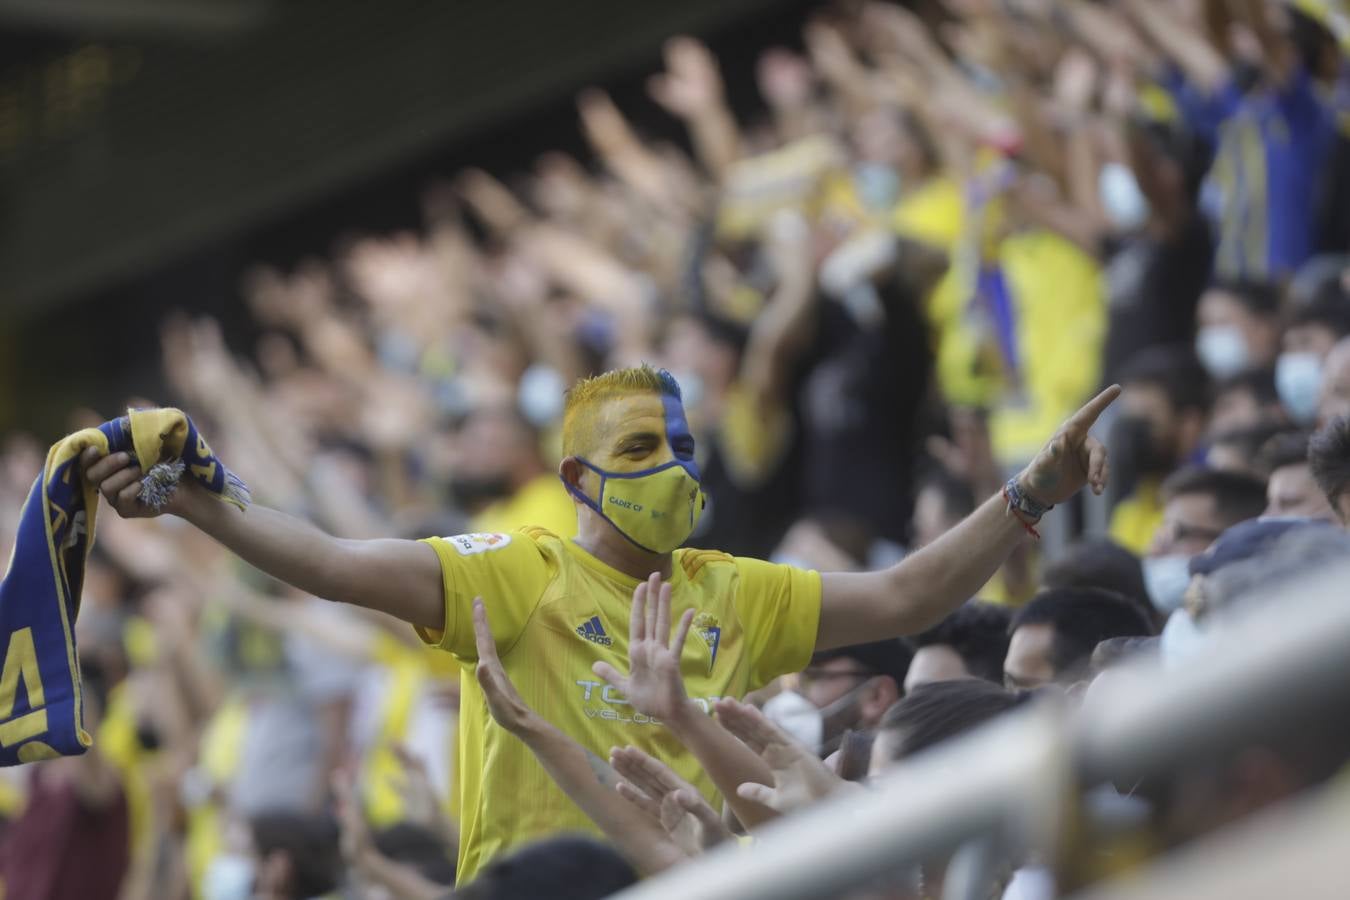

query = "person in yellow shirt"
[{"left": 81, "top": 365, "right": 1120, "bottom": 882}]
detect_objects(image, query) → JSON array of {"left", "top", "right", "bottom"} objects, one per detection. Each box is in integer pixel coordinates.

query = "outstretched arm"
[
  {"left": 471, "top": 599, "right": 685, "bottom": 875},
  {"left": 816, "top": 386, "right": 1121, "bottom": 649},
  {"left": 79, "top": 448, "right": 445, "bottom": 631},
  {"left": 592, "top": 574, "right": 781, "bottom": 829}
]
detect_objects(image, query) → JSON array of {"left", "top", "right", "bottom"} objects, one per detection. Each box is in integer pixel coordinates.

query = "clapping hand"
[
  {"left": 333, "top": 768, "right": 375, "bottom": 867},
  {"left": 714, "top": 698, "right": 851, "bottom": 815},
  {"left": 472, "top": 598, "right": 538, "bottom": 736},
  {"left": 592, "top": 573, "right": 696, "bottom": 724},
  {"left": 610, "top": 745, "right": 731, "bottom": 857}
]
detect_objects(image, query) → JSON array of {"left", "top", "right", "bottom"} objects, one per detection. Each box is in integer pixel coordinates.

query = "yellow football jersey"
[{"left": 415, "top": 527, "right": 822, "bottom": 882}]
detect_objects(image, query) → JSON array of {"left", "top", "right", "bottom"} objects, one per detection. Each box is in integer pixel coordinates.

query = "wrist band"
[{"left": 1002, "top": 477, "right": 1052, "bottom": 540}]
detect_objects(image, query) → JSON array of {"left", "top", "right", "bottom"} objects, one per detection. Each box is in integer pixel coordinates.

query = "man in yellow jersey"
[{"left": 81, "top": 366, "right": 1119, "bottom": 881}]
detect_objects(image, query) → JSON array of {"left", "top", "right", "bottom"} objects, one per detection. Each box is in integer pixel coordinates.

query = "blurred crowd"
[{"left": 4, "top": 0, "right": 1350, "bottom": 897}]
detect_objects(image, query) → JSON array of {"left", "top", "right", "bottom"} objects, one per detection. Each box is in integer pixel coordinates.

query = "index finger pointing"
[{"left": 1063, "top": 384, "right": 1121, "bottom": 439}]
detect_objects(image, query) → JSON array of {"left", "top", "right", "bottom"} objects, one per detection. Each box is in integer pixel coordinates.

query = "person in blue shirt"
[{"left": 1133, "top": 0, "right": 1342, "bottom": 280}]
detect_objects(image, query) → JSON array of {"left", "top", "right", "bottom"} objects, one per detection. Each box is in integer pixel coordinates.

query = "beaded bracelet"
[{"left": 1002, "top": 477, "right": 1053, "bottom": 540}]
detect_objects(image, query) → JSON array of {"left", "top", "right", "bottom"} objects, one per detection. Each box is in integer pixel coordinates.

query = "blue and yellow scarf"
[{"left": 0, "top": 409, "right": 247, "bottom": 765}]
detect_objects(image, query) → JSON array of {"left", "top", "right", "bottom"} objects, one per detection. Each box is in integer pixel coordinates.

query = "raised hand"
[
  {"left": 756, "top": 48, "right": 815, "bottom": 111},
  {"left": 1016, "top": 384, "right": 1121, "bottom": 507},
  {"left": 332, "top": 768, "right": 375, "bottom": 866},
  {"left": 648, "top": 37, "right": 725, "bottom": 119},
  {"left": 390, "top": 744, "right": 449, "bottom": 835},
  {"left": 610, "top": 745, "right": 731, "bottom": 856},
  {"left": 713, "top": 698, "right": 849, "bottom": 815},
  {"left": 472, "top": 598, "right": 538, "bottom": 736},
  {"left": 592, "top": 573, "right": 695, "bottom": 723}
]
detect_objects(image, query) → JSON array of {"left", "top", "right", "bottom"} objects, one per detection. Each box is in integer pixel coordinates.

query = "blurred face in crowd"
[
  {"left": 1151, "top": 490, "right": 1226, "bottom": 558},
  {"left": 799, "top": 657, "right": 897, "bottom": 733},
  {"left": 1283, "top": 321, "right": 1341, "bottom": 360},
  {"left": 447, "top": 407, "right": 538, "bottom": 508},
  {"left": 1209, "top": 384, "right": 1282, "bottom": 436},
  {"left": 1205, "top": 436, "right": 1267, "bottom": 479},
  {"left": 1265, "top": 462, "right": 1335, "bottom": 519},
  {"left": 851, "top": 107, "right": 930, "bottom": 184},
  {"left": 1116, "top": 383, "right": 1200, "bottom": 476},
  {"left": 903, "top": 644, "right": 969, "bottom": 693},
  {"left": 660, "top": 316, "right": 739, "bottom": 425},
  {"left": 1317, "top": 338, "right": 1350, "bottom": 424},
  {"left": 1197, "top": 287, "right": 1281, "bottom": 373},
  {"left": 1003, "top": 624, "right": 1056, "bottom": 690}
]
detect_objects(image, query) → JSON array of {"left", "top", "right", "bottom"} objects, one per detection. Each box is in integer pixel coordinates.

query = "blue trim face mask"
[{"left": 563, "top": 389, "right": 706, "bottom": 554}]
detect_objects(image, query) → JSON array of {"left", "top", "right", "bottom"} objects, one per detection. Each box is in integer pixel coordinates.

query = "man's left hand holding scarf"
[{"left": 0, "top": 409, "right": 246, "bottom": 765}]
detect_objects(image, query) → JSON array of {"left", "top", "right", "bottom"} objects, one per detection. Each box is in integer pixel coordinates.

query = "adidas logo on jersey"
[{"left": 576, "top": 615, "right": 613, "bottom": 646}]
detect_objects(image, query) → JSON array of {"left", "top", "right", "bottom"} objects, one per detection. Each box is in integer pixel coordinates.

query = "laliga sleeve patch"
[{"left": 446, "top": 533, "right": 513, "bottom": 556}]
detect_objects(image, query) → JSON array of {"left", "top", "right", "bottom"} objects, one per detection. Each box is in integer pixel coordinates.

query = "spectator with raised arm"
[{"left": 78, "top": 364, "right": 1119, "bottom": 879}]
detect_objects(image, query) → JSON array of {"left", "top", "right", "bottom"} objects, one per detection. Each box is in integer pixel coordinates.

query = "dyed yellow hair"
[{"left": 561, "top": 365, "right": 681, "bottom": 459}]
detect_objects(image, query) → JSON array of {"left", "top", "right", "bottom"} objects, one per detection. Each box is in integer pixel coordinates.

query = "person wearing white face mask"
[
  {"left": 1194, "top": 281, "right": 1282, "bottom": 380},
  {"left": 1276, "top": 293, "right": 1350, "bottom": 424},
  {"left": 1140, "top": 466, "right": 1268, "bottom": 616},
  {"left": 762, "top": 638, "right": 912, "bottom": 757}
]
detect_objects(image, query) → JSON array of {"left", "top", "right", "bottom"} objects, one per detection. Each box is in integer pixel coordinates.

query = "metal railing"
[{"left": 613, "top": 559, "right": 1350, "bottom": 900}]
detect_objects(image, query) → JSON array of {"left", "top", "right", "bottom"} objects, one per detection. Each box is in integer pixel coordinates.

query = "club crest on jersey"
[
  {"left": 446, "top": 532, "right": 511, "bottom": 556},
  {"left": 576, "top": 615, "right": 613, "bottom": 646},
  {"left": 693, "top": 613, "right": 721, "bottom": 672}
]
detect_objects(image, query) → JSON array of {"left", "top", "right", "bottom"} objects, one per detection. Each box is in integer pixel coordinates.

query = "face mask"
[
  {"left": 761, "top": 690, "right": 823, "bottom": 752},
  {"left": 1276, "top": 351, "right": 1323, "bottom": 425},
  {"left": 568, "top": 458, "right": 705, "bottom": 553},
  {"left": 202, "top": 854, "right": 255, "bottom": 900},
  {"left": 853, "top": 162, "right": 901, "bottom": 211},
  {"left": 1098, "top": 162, "right": 1151, "bottom": 231},
  {"left": 1142, "top": 554, "right": 1191, "bottom": 615},
  {"left": 518, "top": 364, "right": 566, "bottom": 427},
  {"left": 761, "top": 678, "right": 872, "bottom": 757},
  {"left": 1196, "top": 325, "right": 1252, "bottom": 379},
  {"left": 1160, "top": 609, "right": 1210, "bottom": 669}
]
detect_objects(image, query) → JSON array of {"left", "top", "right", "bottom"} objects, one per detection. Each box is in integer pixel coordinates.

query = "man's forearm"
[
  {"left": 818, "top": 493, "right": 1026, "bottom": 648},
  {"left": 890, "top": 493, "right": 1025, "bottom": 630},
  {"left": 666, "top": 703, "right": 777, "bottom": 829},
  {"left": 515, "top": 718, "right": 684, "bottom": 874},
  {"left": 176, "top": 483, "right": 443, "bottom": 630}
]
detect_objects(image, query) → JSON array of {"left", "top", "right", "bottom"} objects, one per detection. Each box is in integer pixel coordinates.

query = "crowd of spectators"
[{"left": 4, "top": 0, "right": 1350, "bottom": 897}]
